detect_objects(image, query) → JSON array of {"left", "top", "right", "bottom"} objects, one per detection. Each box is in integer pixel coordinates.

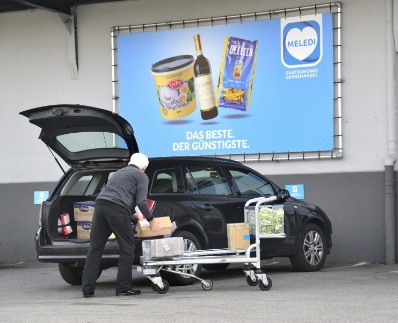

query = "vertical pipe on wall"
[
  {"left": 385, "top": 166, "right": 395, "bottom": 265},
  {"left": 385, "top": 0, "right": 396, "bottom": 265}
]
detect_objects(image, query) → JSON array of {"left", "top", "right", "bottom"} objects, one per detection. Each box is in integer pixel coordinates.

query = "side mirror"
[{"left": 278, "top": 189, "right": 290, "bottom": 200}]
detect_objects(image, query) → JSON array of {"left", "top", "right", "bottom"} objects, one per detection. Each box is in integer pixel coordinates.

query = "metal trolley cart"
[{"left": 137, "top": 194, "right": 287, "bottom": 294}]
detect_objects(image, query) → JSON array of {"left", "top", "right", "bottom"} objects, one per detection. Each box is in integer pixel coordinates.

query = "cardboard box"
[
  {"left": 73, "top": 201, "right": 95, "bottom": 221},
  {"left": 136, "top": 216, "right": 172, "bottom": 238},
  {"left": 77, "top": 221, "right": 92, "bottom": 240},
  {"left": 142, "top": 237, "right": 184, "bottom": 259},
  {"left": 74, "top": 201, "right": 115, "bottom": 240},
  {"left": 76, "top": 222, "right": 118, "bottom": 240},
  {"left": 227, "top": 223, "right": 250, "bottom": 251}
]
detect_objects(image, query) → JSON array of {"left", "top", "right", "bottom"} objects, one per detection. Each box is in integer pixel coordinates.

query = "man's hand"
[{"left": 149, "top": 219, "right": 160, "bottom": 232}]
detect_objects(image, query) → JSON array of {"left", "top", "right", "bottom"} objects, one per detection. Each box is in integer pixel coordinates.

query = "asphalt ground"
[{"left": 0, "top": 260, "right": 397, "bottom": 323}]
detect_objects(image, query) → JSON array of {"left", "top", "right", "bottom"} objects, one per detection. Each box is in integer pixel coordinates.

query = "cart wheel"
[
  {"left": 246, "top": 275, "right": 258, "bottom": 286},
  {"left": 202, "top": 280, "right": 213, "bottom": 291},
  {"left": 152, "top": 279, "right": 169, "bottom": 294},
  {"left": 258, "top": 277, "right": 272, "bottom": 291}
]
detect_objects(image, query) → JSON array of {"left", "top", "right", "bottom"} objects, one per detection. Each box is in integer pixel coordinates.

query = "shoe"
[
  {"left": 116, "top": 289, "right": 141, "bottom": 296},
  {"left": 83, "top": 292, "right": 94, "bottom": 298}
]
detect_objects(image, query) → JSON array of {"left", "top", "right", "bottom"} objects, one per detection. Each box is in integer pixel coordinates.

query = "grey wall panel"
[
  {"left": 0, "top": 182, "right": 55, "bottom": 262},
  {"left": 393, "top": 169, "right": 397, "bottom": 263},
  {"left": 0, "top": 171, "right": 396, "bottom": 264},
  {"left": 266, "top": 171, "right": 387, "bottom": 263}
]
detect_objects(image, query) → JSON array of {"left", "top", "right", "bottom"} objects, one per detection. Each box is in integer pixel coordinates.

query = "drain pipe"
[{"left": 385, "top": 0, "right": 396, "bottom": 265}]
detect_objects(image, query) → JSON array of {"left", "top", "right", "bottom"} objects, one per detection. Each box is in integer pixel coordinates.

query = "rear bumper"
[{"left": 36, "top": 236, "right": 143, "bottom": 265}]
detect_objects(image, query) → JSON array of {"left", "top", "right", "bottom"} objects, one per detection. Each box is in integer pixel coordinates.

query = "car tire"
[
  {"left": 289, "top": 223, "right": 326, "bottom": 272},
  {"left": 202, "top": 263, "right": 230, "bottom": 271},
  {"left": 162, "top": 231, "right": 202, "bottom": 286},
  {"left": 58, "top": 263, "right": 102, "bottom": 285}
]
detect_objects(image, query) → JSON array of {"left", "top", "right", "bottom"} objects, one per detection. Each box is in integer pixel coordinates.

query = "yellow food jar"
[{"left": 151, "top": 55, "right": 196, "bottom": 119}]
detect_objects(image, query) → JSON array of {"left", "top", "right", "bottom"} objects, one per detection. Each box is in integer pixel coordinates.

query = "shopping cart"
[{"left": 137, "top": 193, "right": 287, "bottom": 294}]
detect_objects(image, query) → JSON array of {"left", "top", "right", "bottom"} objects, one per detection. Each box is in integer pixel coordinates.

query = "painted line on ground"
[{"left": 322, "top": 262, "right": 368, "bottom": 271}]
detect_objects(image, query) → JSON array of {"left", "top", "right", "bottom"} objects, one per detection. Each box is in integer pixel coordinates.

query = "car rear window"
[
  {"left": 66, "top": 175, "right": 93, "bottom": 196},
  {"left": 56, "top": 132, "right": 127, "bottom": 153}
]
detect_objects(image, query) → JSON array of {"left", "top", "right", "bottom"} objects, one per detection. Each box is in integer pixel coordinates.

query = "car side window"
[
  {"left": 92, "top": 171, "right": 116, "bottom": 196},
  {"left": 66, "top": 175, "right": 94, "bottom": 196},
  {"left": 150, "top": 168, "right": 184, "bottom": 194},
  {"left": 185, "top": 171, "right": 198, "bottom": 194},
  {"left": 186, "top": 166, "right": 232, "bottom": 195},
  {"left": 228, "top": 167, "right": 275, "bottom": 197}
]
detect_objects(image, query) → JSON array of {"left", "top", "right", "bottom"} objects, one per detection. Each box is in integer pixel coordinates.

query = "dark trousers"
[{"left": 82, "top": 203, "right": 135, "bottom": 294}]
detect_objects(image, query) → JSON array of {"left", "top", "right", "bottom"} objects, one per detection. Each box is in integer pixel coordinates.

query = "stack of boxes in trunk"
[{"left": 73, "top": 201, "right": 95, "bottom": 239}]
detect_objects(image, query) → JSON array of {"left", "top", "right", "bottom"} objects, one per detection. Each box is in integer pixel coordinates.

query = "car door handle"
[{"left": 197, "top": 205, "right": 214, "bottom": 210}]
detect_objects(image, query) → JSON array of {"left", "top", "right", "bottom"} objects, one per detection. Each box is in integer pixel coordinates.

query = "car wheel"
[
  {"left": 202, "top": 263, "right": 230, "bottom": 271},
  {"left": 162, "top": 231, "right": 202, "bottom": 286},
  {"left": 289, "top": 223, "right": 326, "bottom": 272},
  {"left": 58, "top": 263, "right": 102, "bottom": 285}
]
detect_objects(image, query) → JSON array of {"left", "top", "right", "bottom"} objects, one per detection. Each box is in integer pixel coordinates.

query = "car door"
[
  {"left": 225, "top": 166, "right": 297, "bottom": 252},
  {"left": 185, "top": 164, "right": 244, "bottom": 249},
  {"left": 146, "top": 165, "right": 202, "bottom": 234}
]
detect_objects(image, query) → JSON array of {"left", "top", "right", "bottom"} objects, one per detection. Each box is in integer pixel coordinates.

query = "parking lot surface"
[{"left": 0, "top": 260, "right": 397, "bottom": 323}]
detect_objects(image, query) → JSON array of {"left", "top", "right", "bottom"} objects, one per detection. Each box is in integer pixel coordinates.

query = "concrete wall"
[
  {"left": 0, "top": 172, "right": 393, "bottom": 263},
  {"left": 269, "top": 172, "right": 390, "bottom": 263},
  {"left": 0, "top": 0, "right": 397, "bottom": 263},
  {"left": 0, "top": 182, "right": 55, "bottom": 262}
]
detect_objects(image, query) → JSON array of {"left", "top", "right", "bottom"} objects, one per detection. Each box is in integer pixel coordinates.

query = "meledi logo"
[{"left": 281, "top": 14, "right": 322, "bottom": 68}]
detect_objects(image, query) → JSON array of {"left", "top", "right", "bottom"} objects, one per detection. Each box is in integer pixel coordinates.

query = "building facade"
[{"left": 0, "top": 0, "right": 397, "bottom": 264}]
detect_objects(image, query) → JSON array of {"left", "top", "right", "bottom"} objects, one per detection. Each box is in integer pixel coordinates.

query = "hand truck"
[{"left": 137, "top": 194, "right": 287, "bottom": 294}]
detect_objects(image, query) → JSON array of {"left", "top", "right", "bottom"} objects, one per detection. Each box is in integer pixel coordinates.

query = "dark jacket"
[{"left": 96, "top": 164, "right": 153, "bottom": 222}]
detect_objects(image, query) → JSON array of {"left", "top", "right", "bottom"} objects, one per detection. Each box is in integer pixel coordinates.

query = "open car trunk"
[
  {"left": 20, "top": 104, "right": 139, "bottom": 168},
  {"left": 45, "top": 168, "right": 119, "bottom": 241}
]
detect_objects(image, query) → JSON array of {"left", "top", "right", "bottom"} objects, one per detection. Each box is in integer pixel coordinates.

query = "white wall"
[{"left": 0, "top": 0, "right": 394, "bottom": 184}]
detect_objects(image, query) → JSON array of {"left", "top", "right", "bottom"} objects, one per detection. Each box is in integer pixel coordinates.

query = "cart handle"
[
  {"left": 244, "top": 190, "right": 290, "bottom": 207},
  {"left": 245, "top": 195, "right": 278, "bottom": 207}
]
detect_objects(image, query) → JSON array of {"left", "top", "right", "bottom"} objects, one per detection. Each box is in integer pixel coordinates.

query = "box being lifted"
[
  {"left": 136, "top": 216, "right": 172, "bottom": 238},
  {"left": 142, "top": 237, "right": 184, "bottom": 259}
]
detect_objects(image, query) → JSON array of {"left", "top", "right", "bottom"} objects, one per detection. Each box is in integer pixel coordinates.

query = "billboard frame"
[{"left": 111, "top": 2, "right": 342, "bottom": 162}]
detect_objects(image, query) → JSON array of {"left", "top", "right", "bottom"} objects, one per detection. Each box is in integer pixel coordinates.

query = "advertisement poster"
[{"left": 117, "top": 13, "right": 334, "bottom": 157}]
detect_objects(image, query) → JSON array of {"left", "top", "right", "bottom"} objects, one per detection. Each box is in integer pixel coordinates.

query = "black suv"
[{"left": 21, "top": 104, "right": 332, "bottom": 286}]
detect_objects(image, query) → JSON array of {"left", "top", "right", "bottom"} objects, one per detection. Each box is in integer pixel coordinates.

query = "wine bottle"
[{"left": 193, "top": 34, "right": 218, "bottom": 120}]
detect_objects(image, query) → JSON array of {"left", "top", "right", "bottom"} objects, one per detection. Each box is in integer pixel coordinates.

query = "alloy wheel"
[{"left": 303, "top": 230, "right": 324, "bottom": 266}]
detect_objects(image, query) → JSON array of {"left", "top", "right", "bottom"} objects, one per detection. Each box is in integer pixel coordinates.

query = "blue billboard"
[{"left": 117, "top": 13, "right": 334, "bottom": 157}]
